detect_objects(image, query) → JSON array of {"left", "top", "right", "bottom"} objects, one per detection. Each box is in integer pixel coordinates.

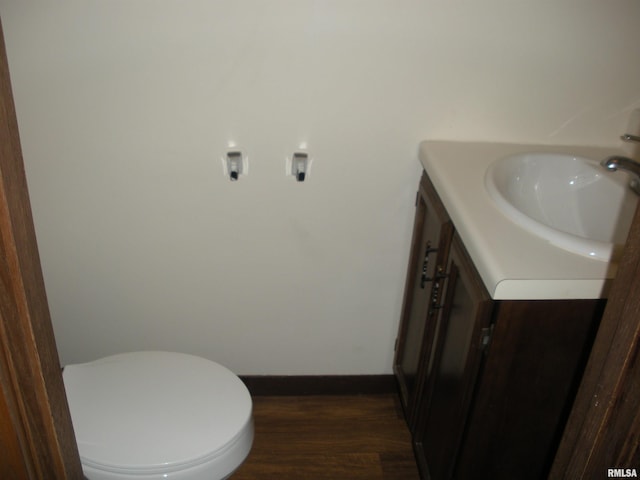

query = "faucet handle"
[{"left": 622, "top": 133, "right": 640, "bottom": 143}]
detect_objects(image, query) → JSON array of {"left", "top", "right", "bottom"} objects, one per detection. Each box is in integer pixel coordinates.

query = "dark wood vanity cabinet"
[
  {"left": 394, "top": 171, "right": 453, "bottom": 427},
  {"left": 394, "top": 172, "right": 605, "bottom": 480}
]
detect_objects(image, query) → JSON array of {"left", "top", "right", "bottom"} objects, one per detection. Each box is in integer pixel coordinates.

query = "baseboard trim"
[{"left": 240, "top": 375, "right": 397, "bottom": 396}]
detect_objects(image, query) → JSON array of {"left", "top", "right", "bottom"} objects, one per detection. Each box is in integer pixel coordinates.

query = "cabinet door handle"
[
  {"left": 430, "top": 266, "right": 448, "bottom": 310},
  {"left": 420, "top": 241, "right": 438, "bottom": 289}
]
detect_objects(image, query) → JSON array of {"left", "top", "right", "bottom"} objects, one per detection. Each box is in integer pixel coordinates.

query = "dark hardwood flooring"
[{"left": 232, "top": 394, "right": 419, "bottom": 479}]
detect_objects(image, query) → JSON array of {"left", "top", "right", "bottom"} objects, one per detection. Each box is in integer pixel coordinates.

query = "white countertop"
[{"left": 419, "top": 140, "right": 630, "bottom": 300}]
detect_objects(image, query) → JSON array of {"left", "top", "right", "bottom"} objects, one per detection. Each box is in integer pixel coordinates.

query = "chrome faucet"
[
  {"left": 601, "top": 155, "right": 640, "bottom": 194},
  {"left": 600, "top": 130, "right": 640, "bottom": 193}
]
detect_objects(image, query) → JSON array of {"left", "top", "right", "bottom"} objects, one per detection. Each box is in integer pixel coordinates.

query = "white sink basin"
[{"left": 484, "top": 152, "right": 638, "bottom": 260}]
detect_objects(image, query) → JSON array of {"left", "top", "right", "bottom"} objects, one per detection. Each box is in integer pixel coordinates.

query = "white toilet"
[{"left": 63, "top": 351, "right": 254, "bottom": 480}]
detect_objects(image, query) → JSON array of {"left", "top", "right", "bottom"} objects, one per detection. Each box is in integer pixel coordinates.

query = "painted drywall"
[{"left": 1, "top": 1, "right": 639, "bottom": 374}]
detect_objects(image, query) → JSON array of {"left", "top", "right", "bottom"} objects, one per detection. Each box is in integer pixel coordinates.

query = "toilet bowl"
[{"left": 63, "top": 351, "right": 254, "bottom": 480}]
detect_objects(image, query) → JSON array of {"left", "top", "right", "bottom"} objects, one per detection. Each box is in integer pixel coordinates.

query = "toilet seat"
[{"left": 63, "top": 351, "right": 253, "bottom": 479}]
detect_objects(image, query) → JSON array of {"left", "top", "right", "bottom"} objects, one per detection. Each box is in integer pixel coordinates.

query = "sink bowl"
[{"left": 484, "top": 152, "right": 638, "bottom": 260}]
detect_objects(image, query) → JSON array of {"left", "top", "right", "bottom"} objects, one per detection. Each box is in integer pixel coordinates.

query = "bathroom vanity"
[{"left": 394, "top": 141, "right": 630, "bottom": 480}]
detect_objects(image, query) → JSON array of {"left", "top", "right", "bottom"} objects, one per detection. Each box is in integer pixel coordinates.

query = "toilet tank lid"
[{"left": 63, "top": 351, "right": 252, "bottom": 473}]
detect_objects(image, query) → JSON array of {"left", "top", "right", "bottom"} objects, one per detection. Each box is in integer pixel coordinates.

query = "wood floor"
[{"left": 232, "top": 394, "right": 420, "bottom": 480}]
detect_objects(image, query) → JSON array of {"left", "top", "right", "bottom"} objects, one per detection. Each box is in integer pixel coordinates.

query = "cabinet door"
[
  {"left": 394, "top": 172, "right": 452, "bottom": 428},
  {"left": 453, "top": 299, "right": 604, "bottom": 480},
  {"left": 413, "top": 233, "right": 493, "bottom": 480}
]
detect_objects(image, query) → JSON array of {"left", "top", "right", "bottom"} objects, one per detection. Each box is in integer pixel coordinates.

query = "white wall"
[{"left": 1, "top": 1, "right": 639, "bottom": 374}]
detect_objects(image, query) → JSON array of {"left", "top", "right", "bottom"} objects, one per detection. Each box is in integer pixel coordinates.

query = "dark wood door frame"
[
  {"left": 0, "top": 15, "right": 637, "bottom": 479},
  {"left": 0, "top": 20, "right": 83, "bottom": 479}
]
